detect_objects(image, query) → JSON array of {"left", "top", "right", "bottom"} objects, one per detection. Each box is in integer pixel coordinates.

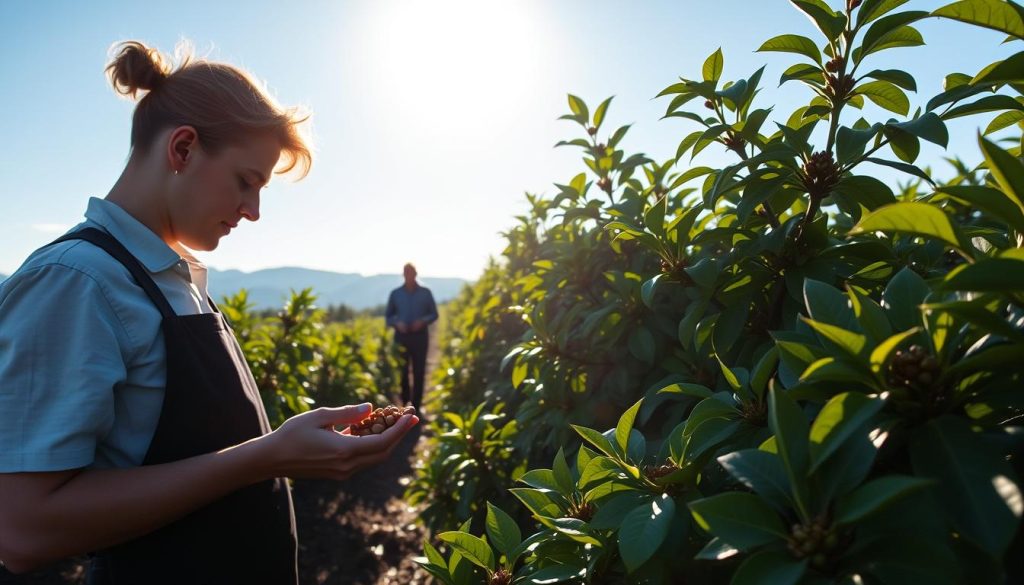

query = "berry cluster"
[
  {"left": 643, "top": 462, "right": 679, "bottom": 481},
  {"left": 348, "top": 405, "right": 416, "bottom": 436},
  {"left": 824, "top": 57, "right": 842, "bottom": 73},
  {"left": 823, "top": 73, "right": 855, "bottom": 102},
  {"left": 888, "top": 344, "right": 941, "bottom": 389},
  {"left": 489, "top": 569, "right": 513, "bottom": 585},
  {"left": 567, "top": 500, "right": 596, "bottom": 522},
  {"left": 787, "top": 516, "right": 843, "bottom": 570},
  {"left": 801, "top": 151, "right": 841, "bottom": 200}
]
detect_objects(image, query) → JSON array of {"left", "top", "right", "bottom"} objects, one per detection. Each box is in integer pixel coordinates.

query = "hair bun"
[{"left": 105, "top": 41, "right": 171, "bottom": 99}]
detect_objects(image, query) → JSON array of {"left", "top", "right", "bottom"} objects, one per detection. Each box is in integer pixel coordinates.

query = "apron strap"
[{"left": 51, "top": 227, "right": 177, "bottom": 320}]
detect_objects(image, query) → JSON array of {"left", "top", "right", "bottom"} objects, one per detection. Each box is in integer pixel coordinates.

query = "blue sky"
[{"left": 0, "top": 1, "right": 1012, "bottom": 279}]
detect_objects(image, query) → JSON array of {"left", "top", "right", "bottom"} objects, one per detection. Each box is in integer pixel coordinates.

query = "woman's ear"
[{"left": 166, "top": 125, "right": 199, "bottom": 173}]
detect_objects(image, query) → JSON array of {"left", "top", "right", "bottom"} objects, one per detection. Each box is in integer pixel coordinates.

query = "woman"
[{"left": 0, "top": 41, "right": 418, "bottom": 584}]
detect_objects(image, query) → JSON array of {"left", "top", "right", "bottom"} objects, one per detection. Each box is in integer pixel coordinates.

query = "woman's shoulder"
[{"left": 6, "top": 236, "right": 135, "bottom": 294}]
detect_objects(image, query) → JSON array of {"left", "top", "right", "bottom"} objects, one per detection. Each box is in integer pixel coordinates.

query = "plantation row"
[
  {"left": 405, "top": 1, "right": 1024, "bottom": 584},
  {"left": 219, "top": 289, "right": 400, "bottom": 428}
]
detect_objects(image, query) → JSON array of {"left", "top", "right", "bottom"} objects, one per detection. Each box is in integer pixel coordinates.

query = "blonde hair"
[{"left": 105, "top": 40, "right": 312, "bottom": 179}]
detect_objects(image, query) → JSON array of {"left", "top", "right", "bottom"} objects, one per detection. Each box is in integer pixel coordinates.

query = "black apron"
[{"left": 51, "top": 228, "right": 298, "bottom": 585}]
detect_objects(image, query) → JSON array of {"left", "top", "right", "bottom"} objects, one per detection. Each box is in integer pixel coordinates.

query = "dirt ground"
[{"left": 2, "top": 334, "right": 439, "bottom": 585}]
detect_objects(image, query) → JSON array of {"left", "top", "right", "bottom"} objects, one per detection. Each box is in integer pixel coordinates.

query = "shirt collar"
[{"left": 84, "top": 197, "right": 183, "bottom": 273}]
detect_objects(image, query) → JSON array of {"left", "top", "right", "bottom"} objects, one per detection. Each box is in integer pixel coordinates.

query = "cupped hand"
[{"left": 260, "top": 404, "right": 419, "bottom": 481}]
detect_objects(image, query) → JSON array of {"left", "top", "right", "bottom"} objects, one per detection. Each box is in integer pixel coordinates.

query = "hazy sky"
[{"left": 0, "top": 1, "right": 1011, "bottom": 279}]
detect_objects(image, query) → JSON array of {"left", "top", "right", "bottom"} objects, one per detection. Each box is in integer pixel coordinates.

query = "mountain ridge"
[{"left": 0, "top": 268, "right": 469, "bottom": 310}]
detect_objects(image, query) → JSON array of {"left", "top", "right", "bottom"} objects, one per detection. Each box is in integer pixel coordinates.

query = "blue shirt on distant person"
[{"left": 385, "top": 282, "right": 438, "bottom": 331}]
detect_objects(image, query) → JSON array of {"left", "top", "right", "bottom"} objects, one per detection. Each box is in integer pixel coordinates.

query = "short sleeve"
[{"left": 0, "top": 264, "right": 129, "bottom": 472}]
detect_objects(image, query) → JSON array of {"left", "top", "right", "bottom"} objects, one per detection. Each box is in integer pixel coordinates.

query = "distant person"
[
  {"left": 386, "top": 263, "right": 438, "bottom": 413},
  {"left": 0, "top": 40, "right": 418, "bottom": 584}
]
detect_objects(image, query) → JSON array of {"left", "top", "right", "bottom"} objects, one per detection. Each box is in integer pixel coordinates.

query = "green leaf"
[
  {"left": 518, "top": 469, "right": 562, "bottom": 491},
  {"left": 750, "top": 347, "right": 780, "bottom": 398},
  {"left": 675, "top": 131, "right": 704, "bottom": 161},
  {"left": 718, "top": 449, "right": 793, "bottom": 511},
  {"left": 628, "top": 328, "right": 657, "bottom": 363},
  {"left": 552, "top": 448, "right": 575, "bottom": 495},
  {"left": 809, "top": 392, "right": 885, "bottom": 472},
  {"left": 644, "top": 196, "right": 667, "bottom": 237},
  {"left": 618, "top": 494, "right": 677, "bottom": 572},
  {"left": 857, "top": 0, "right": 910, "bottom": 27},
  {"left": 703, "top": 48, "right": 724, "bottom": 83},
  {"left": 800, "top": 356, "right": 877, "bottom": 386},
  {"left": 572, "top": 425, "right": 618, "bottom": 459},
  {"left": 882, "top": 125, "right": 920, "bottom": 162},
  {"left": 972, "top": 51, "right": 1024, "bottom": 85},
  {"left": 731, "top": 550, "right": 807, "bottom": 585},
  {"left": 566, "top": 94, "right": 588, "bottom": 124},
  {"left": 689, "top": 492, "right": 788, "bottom": 551},
  {"left": 485, "top": 502, "right": 522, "bottom": 559},
  {"left": 509, "top": 488, "right": 566, "bottom": 518},
  {"left": 937, "top": 185, "right": 1024, "bottom": 231},
  {"left": 525, "top": 565, "right": 585, "bottom": 583},
  {"left": 881, "top": 267, "right": 930, "bottom": 331},
  {"left": 659, "top": 382, "right": 714, "bottom": 399},
  {"left": 768, "top": 387, "right": 810, "bottom": 507},
  {"left": 790, "top": 0, "right": 846, "bottom": 41},
  {"left": 985, "top": 109, "right": 1024, "bottom": 135},
  {"left": 940, "top": 257, "right": 1024, "bottom": 292},
  {"left": 978, "top": 133, "right": 1024, "bottom": 211},
  {"left": 856, "top": 25, "right": 925, "bottom": 63},
  {"left": 848, "top": 202, "right": 964, "bottom": 250},
  {"left": 836, "top": 123, "right": 883, "bottom": 163},
  {"left": 780, "top": 63, "right": 824, "bottom": 86},
  {"left": 593, "top": 96, "right": 613, "bottom": 129},
  {"left": 641, "top": 274, "right": 663, "bottom": 309},
  {"left": 860, "top": 11, "right": 928, "bottom": 58},
  {"left": 932, "top": 0, "right": 1024, "bottom": 39},
  {"left": 861, "top": 68, "right": 918, "bottom": 91},
  {"left": 911, "top": 416, "right": 1024, "bottom": 556},
  {"left": 801, "top": 317, "right": 868, "bottom": 357},
  {"left": 889, "top": 112, "right": 949, "bottom": 147},
  {"left": 833, "top": 174, "right": 897, "bottom": 211},
  {"left": 943, "top": 95, "right": 1024, "bottom": 120},
  {"left": 438, "top": 532, "right": 495, "bottom": 572},
  {"left": 684, "top": 417, "right": 742, "bottom": 460},
  {"left": 616, "top": 399, "right": 644, "bottom": 457},
  {"left": 869, "top": 328, "right": 921, "bottom": 374},
  {"left": 835, "top": 475, "right": 935, "bottom": 525},
  {"left": 856, "top": 80, "right": 910, "bottom": 115},
  {"left": 863, "top": 157, "right": 934, "bottom": 184},
  {"left": 757, "top": 34, "right": 822, "bottom": 64}
]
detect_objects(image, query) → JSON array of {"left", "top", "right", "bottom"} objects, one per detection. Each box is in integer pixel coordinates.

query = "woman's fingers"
[
  {"left": 340, "top": 414, "right": 419, "bottom": 456},
  {"left": 311, "top": 404, "right": 373, "bottom": 427}
]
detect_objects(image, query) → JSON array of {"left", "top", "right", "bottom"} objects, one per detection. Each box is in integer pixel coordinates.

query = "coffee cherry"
[
  {"left": 801, "top": 151, "right": 841, "bottom": 199},
  {"left": 587, "top": 126, "right": 598, "bottom": 136},
  {"left": 704, "top": 99, "right": 715, "bottom": 109},
  {"left": 348, "top": 404, "right": 416, "bottom": 436},
  {"left": 490, "top": 569, "right": 513, "bottom": 585}
]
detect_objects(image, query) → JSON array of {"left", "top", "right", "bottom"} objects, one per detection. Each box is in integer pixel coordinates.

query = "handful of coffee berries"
[{"left": 348, "top": 404, "right": 416, "bottom": 436}]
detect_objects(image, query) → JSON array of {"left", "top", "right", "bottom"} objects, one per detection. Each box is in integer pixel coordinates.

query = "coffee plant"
[
  {"left": 413, "top": 1, "right": 1024, "bottom": 583},
  {"left": 220, "top": 288, "right": 400, "bottom": 427}
]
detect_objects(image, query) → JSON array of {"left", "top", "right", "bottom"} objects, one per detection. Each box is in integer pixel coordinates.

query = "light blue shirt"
[
  {"left": 0, "top": 197, "right": 214, "bottom": 472},
  {"left": 385, "top": 285, "right": 438, "bottom": 329}
]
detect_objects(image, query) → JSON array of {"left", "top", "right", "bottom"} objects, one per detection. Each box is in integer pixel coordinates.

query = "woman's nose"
[{"left": 240, "top": 192, "right": 261, "bottom": 222}]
